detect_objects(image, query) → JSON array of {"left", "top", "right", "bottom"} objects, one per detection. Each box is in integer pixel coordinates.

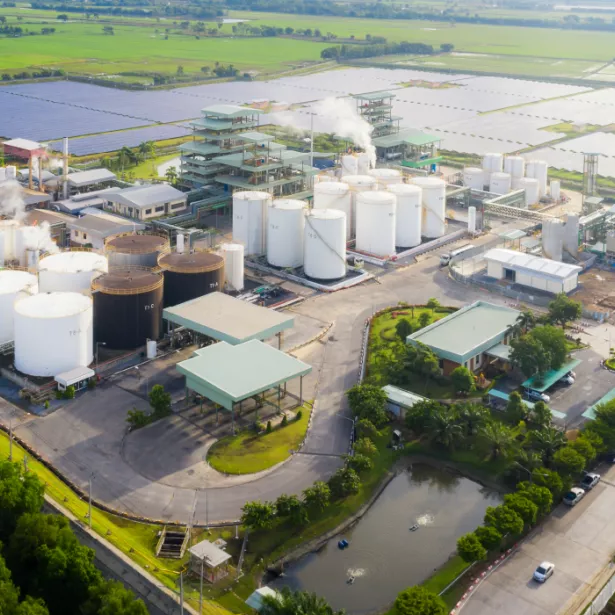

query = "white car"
[
  {"left": 580, "top": 472, "right": 601, "bottom": 491},
  {"left": 563, "top": 487, "right": 585, "bottom": 506},
  {"left": 533, "top": 561, "right": 555, "bottom": 583},
  {"left": 560, "top": 374, "right": 575, "bottom": 386},
  {"left": 528, "top": 390, "right": 551, "bottom": 403}
]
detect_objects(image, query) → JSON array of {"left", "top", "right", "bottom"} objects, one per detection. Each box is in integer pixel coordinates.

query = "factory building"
[
  {"left": 103, "top": 184, "right": 187, "bottom": 220},
  {"left": 484, "top": 248, "right": 581, "bottom": 294},
  {"left": 68, "top": 213, "right": 146, "bottom": 251}
]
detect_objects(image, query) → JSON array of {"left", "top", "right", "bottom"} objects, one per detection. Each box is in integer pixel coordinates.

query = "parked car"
[
  {"left": 563, "top": 487, "right": 585, "bottom": 506},
  {"left": 580, "top": 472, "right": 601, "bottom": 491},
  {"left": 560, "top": 374, "right": 575, "bottom": 386},
  {"left": 527, "top": 389, "right": 551, "bottom": 403},
  {"left": 533, "top": 561, "right": 555, "bottom": 583},
  {"left": 569, "top": 371, "right": 577, "bottom": 379}
]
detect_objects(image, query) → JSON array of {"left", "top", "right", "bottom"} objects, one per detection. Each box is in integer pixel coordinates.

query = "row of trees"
[
  {"left": 1, "top": 69, "right": 64, "bottom": 82},
  {"left": 321, "top": 41, "right": 444, "bottom": 61}
]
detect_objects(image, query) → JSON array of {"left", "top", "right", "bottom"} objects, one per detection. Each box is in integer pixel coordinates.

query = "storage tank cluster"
[
  {"left": 232, "top": 191, "right": 271, "bottom": 256},
  {"left": 104, "top": 233, "right": 169, "bottom": 268},
  {"left": 38, "top": 251, "right": 108, "bottom": 294}
]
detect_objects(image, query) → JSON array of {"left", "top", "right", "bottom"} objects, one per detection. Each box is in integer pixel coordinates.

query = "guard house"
[
  {"left": 407, "top": 301, "right": 520, "bottom": 375},
  {"left": 55, "top": 366, "right": 95, "bottom": 392},
  {"left": 189, "top": 539, "right": 232, "bottom": 583}
]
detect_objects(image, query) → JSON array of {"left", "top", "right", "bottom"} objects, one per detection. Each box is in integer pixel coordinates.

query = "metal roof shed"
[
  {"left": 163, "top": 292, "right": 294, "bottom": 346},
  {"left": 245, "top": 587, "right": 280, "bottom": 612},
  {"left": 67, "top": 168, "right": 116, "bottom": 188}
]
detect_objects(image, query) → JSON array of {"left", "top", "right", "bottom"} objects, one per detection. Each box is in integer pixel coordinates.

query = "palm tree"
[
  {"left": 527, "top": 427, "right": 566, "bottom": 467},
  {"left": 138, "top": 140, "right": 156, "bottom": 161},
  {"left": 479, "top": 421, "right": 515, "bottom": 461},
  {"left": 427, "top": 408, "right": 463, "bottom": 450},
  {"left": 455, "top": 403, "right": 487, "bottom": 438},
  {"left": 509, "top": 309, "right": 535, "bottom": 337},
  {"left": 261, "top": 587, "right": 345, "bottom": 615}
]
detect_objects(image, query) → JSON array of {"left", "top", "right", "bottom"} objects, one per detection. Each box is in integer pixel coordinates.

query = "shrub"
[
  {"left": 328, "top": 467, "right": 361, "bottom": 498},
  {"left": 266, "top": 420, "right": 272, "bottom": 434},
  {"left": 296, "top": 409, "right": 303, "bottom": 421},
  {"left": 474, "top": 525, "right": 502, "bottom": 551},
  {"left": 457, "top": 532, "right": 487, "bottom": 562},
  {"left": 281, "top": 414, "right": 288, "bottom": 427}
]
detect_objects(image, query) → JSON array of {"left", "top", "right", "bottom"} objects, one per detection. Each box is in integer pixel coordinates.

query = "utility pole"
[
  {"left": 199, "top": 558, "right": 204, "bottom": 614},
  {"left": 9, "top": 417, "right": 13, "bottom": 462},
  {"left": 88, "top": 475, "right": 93, "bottom": 528},
  {"left": 180, "top": 571, "right": 184, "bottom": 615}
]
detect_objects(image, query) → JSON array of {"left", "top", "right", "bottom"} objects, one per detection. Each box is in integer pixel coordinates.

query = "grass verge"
[{"left": 207, "top": 403, "right": 312, "bottom": 474}]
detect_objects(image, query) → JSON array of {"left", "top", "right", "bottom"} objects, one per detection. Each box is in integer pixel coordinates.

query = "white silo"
[
  {"left": 463, "top": 167, "right": 484, "bottom": 190},
  {"left": 550, "top": 180, "right": 561, "bottom": 201},
  {"left": 14, "top": 292, "right": 93, "bottom": 377},
  {"left": 357, "top": 152, "right": 371, "bottom": 175},
  {"left": 0, "top": 270, "right": 37, "bottom": 345},
  {"left": 341, "top": 155, "right": 358, "bottom": 176},
  {"left": 304, "top": 209, "right": 347, "bottom": 280},
  {"left": 482, "top": 153, "right": 503, "bottom": 181},
  {"left": 489, "top": 172, "right": 512, "bottom": 195},
  {"left": 355, "top": 191, "right": 396, "bottom": 258},
  {"left": 518, "top": 177, "right": 540, "bottom": 207},
  {"left": 526, "top": 160, "right": 548, "bottom": 197},
  {"left": 267, "top": 199, "right": 306, "bottom": 268},
  {"left": 314, "top": 182, "right": 352, "bottom": 239},
  {"left": 232, "top": 191, "right": 272, "bottom": 256},
  {"left": 468, "top": 206, "right": 477, "bottom": 234},
  {"left": 0, "top": 220, "right": 19, "bottom": 266},
  {"left": 38, "top": 251, "right": 108, "bottom": 294},
  {"left": 413, "top": 177, "right": 446, "bottom": 239},
  {"left": 504, "top": 156, "right": 525, "bottom": 178},
  {"left": 220, "top": 243, "right": 244, "bottom": 291},
  {"left": 388, "top": 183, "right": 422, "bottom": 248},
  {"left": 542, "top": 219, "right": 564, "bottom": 262},
  {"left": 564, "top": 214, "right": 579, "bottom": 258},
  {"left": 343, "top": 174, "right": 377, "bottom": 236},
  {"left": 368, "top": 168, "right": 402, "bottom": 189}
]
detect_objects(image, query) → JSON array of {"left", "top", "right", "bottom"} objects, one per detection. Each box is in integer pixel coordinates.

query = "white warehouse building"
[
  {"left": 103, "top": 185, "right": 187, "bottom": 221},
  {"left": 484, "top": 248, "right": 581, "bottom": 294}
]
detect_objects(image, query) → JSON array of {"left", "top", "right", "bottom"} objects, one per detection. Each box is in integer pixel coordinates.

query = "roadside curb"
[{"left": 288, "top": 321, "right": 334, "bottom": 355}]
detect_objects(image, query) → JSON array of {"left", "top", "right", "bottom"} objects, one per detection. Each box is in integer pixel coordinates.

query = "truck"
[{"left": 439, "top": 243, "right": 474, "bottom": 267}]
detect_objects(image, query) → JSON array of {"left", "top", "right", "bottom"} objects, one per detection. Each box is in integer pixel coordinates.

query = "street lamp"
[
  {"left": 87, "top": 473, "right": 95, "bottom": 529},
  {"left": 514, "top": 462, "right": 533, "bottom": 483},
  {"left": 95, "top": 342, "right": 106, "bottom": 373},
  {"left": 339, "top": 414, "right": 357, "bottom": 453}
]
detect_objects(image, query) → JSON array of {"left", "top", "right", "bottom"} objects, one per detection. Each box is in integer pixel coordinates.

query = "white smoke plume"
[
  {"left": 20, "top": 222, "right": 59, "bottom": 255},
  {"left": 0, "top": 180, "right": 26, "bottom": 221}
]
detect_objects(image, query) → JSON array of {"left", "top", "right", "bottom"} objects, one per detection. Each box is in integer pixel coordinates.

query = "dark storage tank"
[
  {"left": 92, "top": 268, "right": 163, "bottom": 350},
  {"left": 158, "top": 250, "right": 224, "bottom": 308},
  {"left": 105, "top": 233, "right": 169, "bottom": 268}
]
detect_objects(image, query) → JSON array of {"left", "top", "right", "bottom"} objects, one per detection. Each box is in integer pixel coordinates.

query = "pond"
[{"left": 273, "top": 464, "right": 501, "bottom": 615}]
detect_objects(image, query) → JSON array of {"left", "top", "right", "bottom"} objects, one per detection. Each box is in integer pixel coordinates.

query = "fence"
[{"left": 583, "top": 568, "right": 615, "bottom": 615}]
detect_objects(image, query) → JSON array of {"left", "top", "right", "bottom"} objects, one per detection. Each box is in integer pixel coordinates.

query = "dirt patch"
[{"left": 575, "top": 269, "right": 615, "bottom": 313}]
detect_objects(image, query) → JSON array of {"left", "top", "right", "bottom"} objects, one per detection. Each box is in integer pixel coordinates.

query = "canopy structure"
[
  {"left": 163, "top": 292, "right": 294, "bottom": 346},
  {"left": 522, "top": 358, "right": 581, "bottom": 392},
  {"left": 245, "top": 587, "right": 280, "bottom": 612}
]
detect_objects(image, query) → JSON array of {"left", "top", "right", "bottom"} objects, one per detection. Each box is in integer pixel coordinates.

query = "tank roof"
[
  {"left": 15, "top": 292, "right": 91, "bottom": 317},
  {"left": 159, "top": 251, "right": 224, "bottom": 273},
  {"left": 387, "top": 183, "right": 422, "bottom": 194},
  {"left": 233, "top": 191, "right": 272, "bottom": 201},
  {"left": 315, "top": 182, "right": 349, "bottom": 193},
  {"left": 0, "top": 270, "right": 37, "bottom": 294},
  {"left": 94, "top": 268, "right": 162, "bottom": 294},
  {"left": 39, "top": 251, "right": 108, "bottom": 273},
  {"left": 106, "top": 233, "right": 168, "bottom": 254},
  {"left": 358, "top": 190, "right": 396, "bottom": 204},
  {"left": 308, "top": 209, "right": 346, "bottom": 220},
  {"left": 270, "top": 199, "right": 305, "bottom": 210}
]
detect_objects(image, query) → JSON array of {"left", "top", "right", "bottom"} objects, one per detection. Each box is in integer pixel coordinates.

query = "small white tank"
[
  {"left": 38, "top": 251, "right": 108, "bottom": 294},
  {"left": 489, "top": 172, "right": 512, "bottom": 195},
  {"left": 0, "top": 220, "right": 19, "bottom": 266},
  {"left": 550, "top": 180, "right": 561, "bottom": 201},
  {"left": 482, "top": 152, "right": 504, "bottom": 176},
  {"left": 542, "top": 219, "right": 564, "bottom": 262},
  {"left": 220, "top": 243, "right": 245, "bottom": 291},
  {"left": 342, "top": 175, "right": 377, "bottom": 236},
  {"left": 463, "top": 167, "right": 484, "bottom": 190},
  {"left": 232, "top": 191, "right": 272, "bottom": 255},
  {"left": 368, "top": 168, "right": 402, "bottom": 189},
  {"left": 341, "top": 155, "right": 358, "bottom": 176},
  {"left": 526, "top": 160, "right": 548, "bottom": 198},
  {"left": 355, "top": 191, "right": 396, "bottom": 258},
  {"left": 388, "top": 183, "right": 422, "bottom": 248},
  {"left": 564, "top": 214, "right": 579, "bottom": 258},
  {"left": 304, "top": 209, "right": 347, "bottom": 280},
  {"left": 267, "top": 199, "right": 306, "bottom": 268},
  {"left": 0, "top": 270, "right": 38, "bottom": 345},
  {"left": 412, "top": 177, "right": 446, "bottom": 239},
  {"left": 518, "top": 177, "right": 540, "bottom": 206},
  {"left": 146, "top": 339, "right": 157, "bottom": 359},
  {"left": 356, "top": 152, "right": 371, "bottom": 175},
  {"left": 468, "top": 206, "right": 477, "bottom": 234},
  {"left": 504, "top": 156, "right": 525, "bottom": 178},
  {"left": 314, "top": 182, "right": 352, "bottom": 239}
]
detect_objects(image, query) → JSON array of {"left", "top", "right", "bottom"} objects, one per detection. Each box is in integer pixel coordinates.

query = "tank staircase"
[{"left": 155, "top": 526, "right": 189, "bottom": 559}]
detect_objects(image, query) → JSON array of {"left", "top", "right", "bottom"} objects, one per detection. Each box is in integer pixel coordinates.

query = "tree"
[
  {"left": 568, "top": 436, "right": 597, "bottom": 464},
  {"left": 0, "top": 553, "right": 20, "bottom": 615},
  {"left": 405, "top": 400, "right": 444, "bottom": 435},
  {"left": 57, "top": 13, "right": 68, "bottom": 20},
  {"left": 418, "top": 312, "right": 431, "bottom": 329},
  {"left": 474, "top": 525, "right": 502, "bottom": 551},
  {"left": 506, "top": 391, "right": 528, "bottom": 424},
  {"left": 530, "top": 326, "right": 567, "bottom": 370},
  {"left": 451, "top": 366, "right": 475, "bottom": 394},
  {"left": 82, "top": 580, "right": 147, "bottom": 615},
  {"left": 356, "top": 418, "right": 380, "bottom": 440},
  {"left": 515, "top": 309, "right": 536, "bottom": 334},
  {"left": 347, "top": 383, "right": 388, "bottom": 427},
  {"left": 457, "top": 532, "right": 487, "bottom": 562},
  {"left": 149, "top": 384, "right": 171, "bottom": 418},
  {"left": 16, "top": 597, "right": 50, "bottom": 615},
  {"left": 484, "top": 505, "right": 524, "bottom": 536},
  {"left": 394, "top": 586, "right": 446, "bottom": 615},
  {"left": 240, "top": 501, "right": 275, "bottom": 530},
  {"left": 530, "top": 401, "right": 552, "bottom": 429},
  {"left": 516, "top": 483, "right": 553, "bottom": 516},
  {"left": 553, "top": 446, "right": 586, "bottom": 477},
  {"left": 328, "top": 467, "right": 360, "bottom": 498},
  {"left": 548, "top": 293, "right": 582, "bottom": 328},
  {"left": 138, "top": 141, "right": 155, "bottom": 160},
  {"left": 426, "top": 297, "right": 440, "bottom": 313},
  {"left": 165, "top": 166, "right": 178, "bottom": 185},
  {"left": 510, "top": 335, "right": 552, "bottom": 379},
  {"left": 354, "top": 437, "right": 378, "bottom": 457},
  {"left": 396, "top": 318, "right": 413, "bottom": 341},
  {"left": 176, "top": 65, "right": 184, "bottom": 76},
  {"left": 427, "top": 408, "right": 463, "bottom": 450},
  {"left": 527, "top": 427, "right": 566, "bottom": 467},
  {"left": 479, "top": 421, "right": 514, "bottom": 460},
  {"left": 531, "top": 467, "right": 564, "bottom": 498},
  {"left": 102, "top": 25, "right": 114, "bottom": 35},
  {"left": 440, "top": 43, "right": 454, "bottom": 52},
  {"left": 455, "top": 403, "right": 487, "bottom": 437},
  {"left": 126, "top": 408, "right": 150, "bottom": 429},
  {"left": 303, "top": 482, "right": 330, "bottom": 512},
  {"left": 260, "top": 586, "right": 345, "bottom": 615},
  {"left": 275, "top": 494, "right": 299, "bottom": 518},
  {"left": 503, "top": 493, "right": 538, "bottom": 526},
  {"left": 200, "top": 66, "right": 210, "bottom": 74},
  {"left": 346, "top": 453, "right": 373, "bottom": 474}
]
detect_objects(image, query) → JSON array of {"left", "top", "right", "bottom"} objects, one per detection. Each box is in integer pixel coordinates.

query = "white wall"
[
  {"left": 70, "top": 228, "right": 104, "bottom": 251},
  {"left": 487, "top": 260, "right": 503, "bottom": 279}
]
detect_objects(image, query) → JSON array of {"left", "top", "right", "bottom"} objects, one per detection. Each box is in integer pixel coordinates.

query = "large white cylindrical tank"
[
  {"left": 220, "top": 243, "right": 244, "bottom": 291},
  {"left": 489, "top": 172, "right": 512, "bottom": 195},
  {"left": 526, "top": 160, "right": 548, "bottom": 198},
  {"left": 232, "top": 191, "right": 272, "bottom": 256},
  {"left": 304, "top": 209, "right": 347, "bottom": 281},
  {"left": 463, "top": 167, "right": 484, "bottom": 190},
  {"left": 368, "top": 168, "right": 402, "bottom": 189},
  {"left": 413, "top": 177, "right": 446, "bottom": 239},
  {"left": 357, "top": 152, "right": 371, "bottom": 175},
  {"left": 550, "top": 180, "right": 561, "bottom": 201},
  {"left": 314, "top": 182, "right": 352, "bottom": 239},
  {"left": 388, "top": 183, "right": 422, "bottom": 248},
  {"left": 314, "top": 173, "right": 337, "bottom": 185},
  {"left": 468, "top": 206, "right": 477, "bottom": 234},
  {"left": 0, "top": 220, "right": 19, "bottom": 266},
  {"left": 482, "top": 153, "right": 503, "bottom": 173},
  {"left": 0, "top": 270, "right": 38, "bottom": 345},
  {"left": 14, "top": 292, "right": 93, "bottom": 377},
  {"left": 355, "top": 191, "right": 396, "bottom": 257},
  {"left": 564, "top": 214, "right": 579, "bottom": 258},
  {"left": 504, "top": 156, "right": 525, "bottom": 178},
  {"left": 542, "top": 219, "right": 564, "bottom": 262},
  {"left": 518, "top": 177, "right": 540, "bottom": 207},
  {"left": 341, "top": 155, "right": 358, "bottom": 176},
  {"left": 38, "top": 251, "right": 108, "bottom": 294},
  {"left": 343, "top": 175, "right": 377, "bottom": 236},
  {"left": 267, "top": 199, "right": 306, "bottom": 268}
]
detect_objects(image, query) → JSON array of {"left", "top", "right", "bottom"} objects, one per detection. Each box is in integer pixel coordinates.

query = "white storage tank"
[
  {"left": 388, "top": 183, "right": 422, "bottom": 248},
  {"left": 232, "top": 191, "right": 272, "bottom": 255},
  {"left": 304, "top": 209, "right": 347, "bottom": 281},
  {"left": 564, "top": 214, "right": 579, "bottom": 258},
  {"left": 463, "top": 167, "right": 484, "bottom": 190},
  {"left": 526, "top": 160, "right": 548, "bottom": 198},
  {"left": 550, "top": 180, "right": 561, "bottom": 202},
  {"left": 220, "top": 243, "right": 245, "bottom": 292},
  {"left": 355, "top": 191, "right": 396, "bottom": 257},
  {"left": 341, "top": 155, "right": 358, "bottom": 176},
  {"left": 413, "top": 177, "right": 446, "bottom": 239},
  {"left": 542, "top": 219, "right": 564, "bottom": 262},
  {"left": 343, "top": 175, "right": 377, "bottom": 236},
  {"left": 38, "top": 251, "right": 108, "bottom": 294},
  {"left": 482, "top": 153, "right": 503, "bottom": 182},
  {"left": 0, "top": 270, "right": 38, "bottom": 345},
  {"left": 0, "top": 220, "right": 19, "bottom": 266},
  {"left": 504, "top": 156, "right": 525, "bottom": 178},
  {"left": 518, "top": 177, "right": 540, "bottom": 207},
  {"left": 314, "top": 173, "right": 337, "bottom": 185},
  {"left": 368, "top": 168, "right": 402, "bottom": 189},
  {"left": 489, "top": 172, "right": 512, "bottom": 195},
  {"left": 313, "top": 182, "right": 352, "bottom": 239},
  {"left": 267, "top": 199, "right": 306, "bottom": 268},
  {"left": 468, "top": 206, "right": 477, "bottom": 234},
  {"left": 14, "top": 292, "right": 93, "bottom": 377},
  {"left": 357, "top": 152, "right": 371, "bottom": 175}
]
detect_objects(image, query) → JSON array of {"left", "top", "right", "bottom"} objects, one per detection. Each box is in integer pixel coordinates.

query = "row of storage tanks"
[
  {"left": 232, "top": 169, "right": 447, "bottom": 277},
  {"left": 0, "top": 226, "right": 246, "bottom": 378},
  {"left": 462, "top": 154, "right": 560, "bottom": 206}
]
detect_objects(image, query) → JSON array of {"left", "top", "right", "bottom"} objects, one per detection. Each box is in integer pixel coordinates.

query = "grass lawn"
[
  {"left": 129, "top": 152, "right": 180, "bottom": 180},
  {"left": 207, "top": 404, "right": 312, "bottom": 474}
]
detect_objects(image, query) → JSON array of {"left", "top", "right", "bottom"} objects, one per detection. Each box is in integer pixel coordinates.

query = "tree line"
[{"left": 321, "top": 41, "right": 446, "bottom": 60}]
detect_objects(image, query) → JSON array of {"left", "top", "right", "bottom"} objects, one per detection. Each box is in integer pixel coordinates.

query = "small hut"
[{"left": 188, "top": 539, "right": 232, "bottom": 583}]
